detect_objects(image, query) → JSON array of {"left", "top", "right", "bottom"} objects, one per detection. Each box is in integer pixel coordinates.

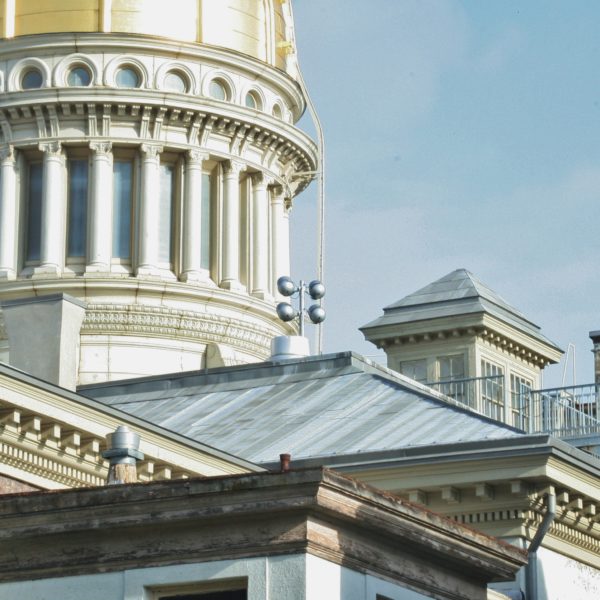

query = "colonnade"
[{"left": 0, "top": 143, "right": 291, "bottom": 301}]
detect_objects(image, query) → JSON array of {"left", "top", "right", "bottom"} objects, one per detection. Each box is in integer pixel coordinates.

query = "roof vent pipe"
[
  {"left": 526, "top": 491, "right": 556, "bottom": 600},
  {"left": 101, "top": 425, "right": 144, "bottom": 485},
  {"left": 270, "top": 335, "right": 310, "bottom": 361}
]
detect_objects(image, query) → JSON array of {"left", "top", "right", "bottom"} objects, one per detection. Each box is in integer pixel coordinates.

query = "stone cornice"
[
  {"left": 0, "top": 95, "right": 316, "bottom": 194},
  {"left": 0, "top": 278, "right": 296, "bottom": 340},
  {"left": 0, "top": 468, "right": 526, "bottom": 594},
  {"left": 0, "top": 367, "right": 259, "bottom": 489}
]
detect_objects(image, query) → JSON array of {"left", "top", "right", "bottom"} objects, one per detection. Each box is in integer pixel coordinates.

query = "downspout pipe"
[{"left": 526, "top": 492, "right": 556, "bottom": 600}]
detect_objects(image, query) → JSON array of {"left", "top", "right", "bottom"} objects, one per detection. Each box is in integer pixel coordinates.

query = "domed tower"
[{"left": 0, "top": 0, "right": 317, "bottom": 386}]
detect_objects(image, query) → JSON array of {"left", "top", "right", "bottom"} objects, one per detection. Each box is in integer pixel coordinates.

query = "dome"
[{"left": 0, "top": 0, "right": 296, "bottom": 76}]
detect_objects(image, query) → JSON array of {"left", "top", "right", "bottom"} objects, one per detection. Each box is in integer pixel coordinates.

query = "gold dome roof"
[{"left": 0, "top": 0, "right": 296, "bottom": 75}]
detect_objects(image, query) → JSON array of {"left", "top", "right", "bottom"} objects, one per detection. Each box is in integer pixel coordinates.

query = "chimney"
[
  {"left": 0, "top": 293, "right": 86, "bottom": 390},
  {"left": 102, "top": 425, "right": 144, "bottom": 484}
]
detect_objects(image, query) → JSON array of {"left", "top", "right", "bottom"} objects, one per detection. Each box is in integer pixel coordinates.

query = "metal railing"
[
  {"left": 521, "top": 384, "right": 600, "bottom": 438},
  {"left": 426, "top": 375, "right": 506, "bottom": 422},
  {"left": 427, "top": 377, "right": 600, "bottom": 439}
]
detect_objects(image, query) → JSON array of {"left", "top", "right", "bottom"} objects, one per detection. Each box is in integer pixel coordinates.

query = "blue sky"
[{"left": 290, "top": 1, "right": 600, "bottom": 386}]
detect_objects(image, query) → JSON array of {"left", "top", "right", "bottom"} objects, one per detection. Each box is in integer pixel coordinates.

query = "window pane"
[
  {"left": 245, "top": 92, "right": 257, "bottom": 109},
  {"left": 113, "top": 161, "right": 133, "bottom": 259},
  {"left": 22, "top": 69, "right": 43, "bottom": 89},
  {"left": 67, "top": 159, "right": 88, "bottom": 257},
  {"left": 159, "top": 592, "right": 246, "bottom": 600},
  {"left": 159, "top": 164, "right": 174, "bottom": 264},
  {"left": 164, "top": 71, "right": 187, "bottom": 93},
  {"left": 399, "top": 359, "right": 427, "bottom": 383},
  {"left": 201, "top": 173, "right": 211, "bottom": 270},
  {"left": 116, "top": 68, "right": 140, "bottom": 88},
  {"left": 209, "top": 80, "right": 226, "bottom": 101},
  {"left": 68, "top": 67, "right": 91, "bottom": 87},
  {"left": 439, "top": 355, "right": 464, "bottom": 381},
  {"left": 26, "top": 163, "right": 43, "bottom": 261}
]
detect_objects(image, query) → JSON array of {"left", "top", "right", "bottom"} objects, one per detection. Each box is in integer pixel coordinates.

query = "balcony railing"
[
  {"left": 426, "top": 377, "right": 600, "bottom": 439},
  {"left": 521, "top": 384, "right": 600, "bottom": 438}
]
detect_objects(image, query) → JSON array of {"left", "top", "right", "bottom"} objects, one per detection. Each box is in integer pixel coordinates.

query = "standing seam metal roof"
[{"left": 82, "top": 352, "right": 523, "bottom": 464}]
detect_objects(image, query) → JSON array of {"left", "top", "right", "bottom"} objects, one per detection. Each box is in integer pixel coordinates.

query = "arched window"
[
  {"left": 21, "top": 69, "right": 43, "bottom": 90},
  {"left": 115, "top": 67, "right": 141, "bottom": 88},
  {"left": 164, "top": 71, "right": 188, "bottom": 93},
  {"left": 209, "top": 79, "right": 228, "bottom": 101},
  {"left": 67, "top": 66, "right": 92, "bottom": 87}
]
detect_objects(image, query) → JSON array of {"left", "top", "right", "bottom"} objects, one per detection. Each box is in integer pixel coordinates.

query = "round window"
[
  {"left": 245, "top": 92, "right": 258, "bottom": 109},
  {"left": 164, "top": 71, "right": 187, "bottom": 93},
  {"left": 67, "top": 66, "right": 92, "bottom": 87},
  {"left": 209, "top": 80, "right": 227, "bottom": 101},
  {"left": 272, "top": 104, "right": 283, "bottom": 119},
  {"left": 115, "top": 67, "right": 141, "bottom": 88},
  {"left": 22, "top": 69, "right": 43, "bottom": 90}
]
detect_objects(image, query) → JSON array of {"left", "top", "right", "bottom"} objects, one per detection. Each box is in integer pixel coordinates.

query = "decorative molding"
[
  {"left": 223, "top": 159, "right": 246, "bottom": 177},
  {"left": 81, "top": 303, "right": 280, "bottom": 358},
  {"left": 186, "top": 149, "right": 209, "bottom": 165},
  {"left": 140, "top": 142, "right": 163, "bottom": 160},
  {"left": 89, "top": 140, "right": 113, "bottom": 157},
  {"left": 0, "top": 144, "right": 15, "bottom": 163},
  {"left": 38, "top": 140, "right": 64, "bottom": 159}
]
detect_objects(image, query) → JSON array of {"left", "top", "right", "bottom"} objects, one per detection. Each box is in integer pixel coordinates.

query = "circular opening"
[
  {"left": 21, "top": 69, "right": 43, "bottom": 90},
  {"left": 115, "top": 67, "right": 141, "bottom": 88},
  {"left": 164, "top": 70, "right": 187, "bottom": 93},
  {"left": 245, "top": 91, "right": 258, "bottom": 109},
  {"left": 209, "top": 79, "right": 227, "bottom": 101},
  {"left": 67, "top": 66, "right": 92, "bottom": 87},
  {"left": 272, "top": 103, "right": 283, "bottom": 119}
]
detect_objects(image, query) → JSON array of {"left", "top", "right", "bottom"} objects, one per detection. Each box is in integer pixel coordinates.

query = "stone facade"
[{"left": 0, "top": 2, "right": 317, "bottom": 384}]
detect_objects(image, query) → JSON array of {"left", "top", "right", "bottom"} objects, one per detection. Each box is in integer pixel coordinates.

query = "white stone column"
[
  {"left": 250, "top": 172, "right": 271, "bottom": 300},
  {"left": 281, "top": 198, "right": 292, "bottom": 284},
  {"left": 220, "top": 160, "right": 244, "bottom": 290},
  {"left": 137, "top": 143, "right": 163, "bottom": 276},
  {"left": 35, "top": 142, "right": 66, "bottom": 277},
  {"left": 86, "top": 142, "right": 113, "bottom": 274},
  {"left": 181, "top": 150, "right": 209, "bottom": 282},
  {"left": 0, "top": 145, "right": 17, "bottom": 279},
  {"left": 270, "top": 184, "right": 287, "bottom": 297}
]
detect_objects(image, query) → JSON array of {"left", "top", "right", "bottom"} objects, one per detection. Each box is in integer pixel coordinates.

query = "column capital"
[
  {"left": 0, "top": 144, "right": 15, "bottom": 164},
  {"left": 223, "top": 160, "right": 246, "bottom": 177},
  {"left": 270, "top": 184, "right": 286, "bottom": 198},
  {"left": 187, "top": 149, "right": 209, "bottom": 165},
  {"left": 89, "top": 141, "right": 113, "bottom": 157},
  {"left": 251, "top": 172, "right": 272, "bottom": 189},
  {"left": 38, "top": 141, "right": 64, "bottom": 160},
  {"left": 140, "top": 143, "right": 163, "bottom": 160}
]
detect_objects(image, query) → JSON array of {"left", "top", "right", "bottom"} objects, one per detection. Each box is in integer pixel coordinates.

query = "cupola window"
[
  {"left": 164, "top": 71, "right": 188, "bottom": 93},
  {"left": 21, "top": 69, "right": 43, "bottom": 90},
  {"left": 272, "top": 103, "right": 283, "bottom": 119},
  {"left": 209, "top": 80, "right": 227, "bottom": 101},
  {"left": 115, "top": 67, "right": 141, "bottom": 88},
  {"left": 245, "top": 92, "right": 258, "bottom": 109},
  {"left": 67, "top": 66, "right": 92, "bottom": 87}
]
